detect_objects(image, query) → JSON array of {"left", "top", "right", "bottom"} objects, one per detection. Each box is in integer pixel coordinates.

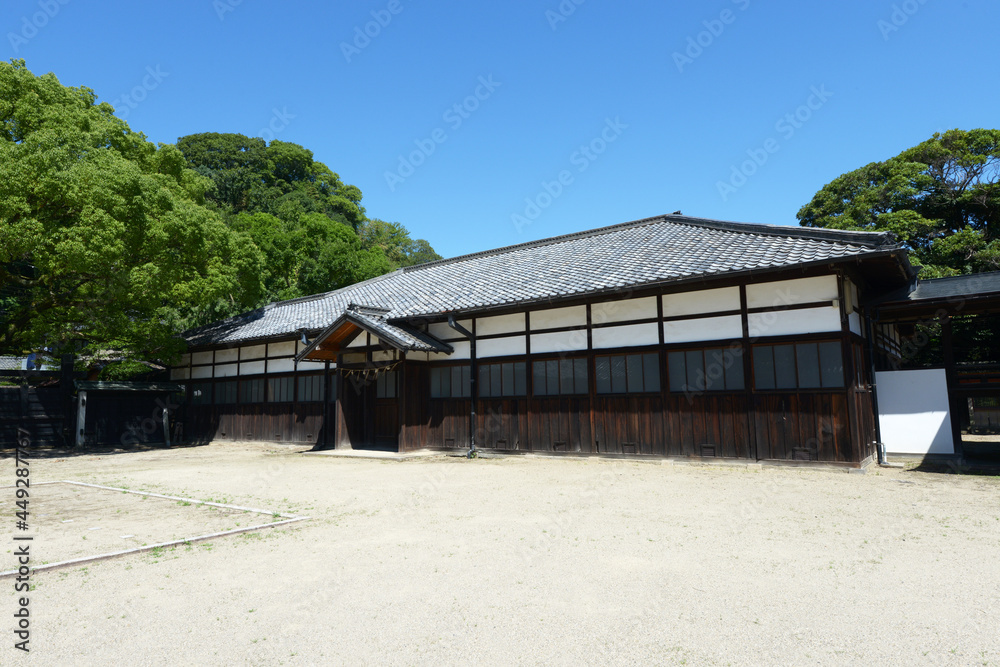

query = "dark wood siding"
[
  {"left": 752, "top": 393, "right": 851, "bottom": 462},
  {"left": 187, "top": 403, "right": 325, "bottom": 446},
  {"left": 593, "top": 396, "right": 665, "bottom": 455},
  {"left": 662, "top": 393, "right": 752, "bottom": 458},
  {"left": 477, "top": 399, "right": 528, "bottom": 451},
  {"left": 529, "top": 397, "right": 592, "bottom": 452}
]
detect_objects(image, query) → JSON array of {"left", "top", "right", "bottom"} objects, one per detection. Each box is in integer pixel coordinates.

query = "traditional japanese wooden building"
[{"left": 174, "top": 213, "right": 923, "bottom": 466}]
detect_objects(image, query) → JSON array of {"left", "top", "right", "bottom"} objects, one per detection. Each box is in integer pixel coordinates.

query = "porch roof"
[{"left": 296, "top": 304, "right": 453, "bottom": 361}]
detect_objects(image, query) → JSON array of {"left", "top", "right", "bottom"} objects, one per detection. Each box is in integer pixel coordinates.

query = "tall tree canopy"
[
  {"left": 0, "top": 59, "right": 265, "bottom": 362},
  {"left": 798, "top": 129, "right": 1000, "bottom": 277},
  {"left": 176, "top": 132, "right": 365, "bottom": 229},
  {"left": 0, "top": 60, "right": 442, "bottom": 369}
]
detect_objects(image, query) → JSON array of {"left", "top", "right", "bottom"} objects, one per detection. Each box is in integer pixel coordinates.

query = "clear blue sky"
[{"left": 4, "top": 0, "right": 997, "bottom": 259}]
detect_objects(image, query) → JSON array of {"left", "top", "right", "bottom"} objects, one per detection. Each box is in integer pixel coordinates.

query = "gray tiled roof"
[
  {"left": 880, "top": 271, "right": 1000, "bottom": 304},
  {"left": 334, "top": 305, "right": 453, "bottom": 353},
  {"left": 185, "top": 214, "right": 900, "bottom": 347},
  {"left": 0, "top": 356, "right": 25, "bottom": 370}
]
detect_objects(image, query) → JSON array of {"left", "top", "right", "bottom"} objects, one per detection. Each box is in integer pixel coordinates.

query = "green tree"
[
  {"left": 176, "top": 133, "right": 366, "bottom": 229},
  {"left": 294, "top": 214, "right": 393, "bottom": 296},
  {"left": 358, "top": 218, "right": 443, "bottom": 267},
  {"left": 0, "top": 60, "right": 264, "bottom": 362},
  {"left": 798, "top": 129, "right": 1000, "bottom": 277}
]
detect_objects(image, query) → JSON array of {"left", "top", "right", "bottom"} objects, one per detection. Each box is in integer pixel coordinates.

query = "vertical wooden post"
[
  {"left": 839, "top": 275, "right": 862, "bottom": 464},
  {"left": 76, "top": 390, "right": 87, "bottom": 447},
  {"left": 941, "top": 315, "right": 964, "bottom": 458},
  {"left": 739, "top": 285, "right": 758, "bottom": 461},
  {"left": 586, "top": 304, "right": 596, "bottom": 454},
  {"left": 61, "top": 354, "right": 75, "bottom": 447}
]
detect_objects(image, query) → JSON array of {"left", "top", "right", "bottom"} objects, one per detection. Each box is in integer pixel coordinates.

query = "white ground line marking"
[{"left": 0, "top": 480, "right": 309, "bottom": 578}]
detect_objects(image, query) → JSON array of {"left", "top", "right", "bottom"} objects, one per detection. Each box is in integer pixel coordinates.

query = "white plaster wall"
[
  {"left": 876, "top": 369, "right": 955, "bottom": 455},
  {"left": 592, "top": 323, "right": 659, "bottom": 349},
  {"left": 346, "top": 333, "right": 369, "bottom": 348},
  {"left": 372, "top": 350, "right": 396, "bottom": 362},
  {"left": 530, "top": 306, "right": 587, "bottom": 330},
  {"left": 407, "top": 352, "right": 430, "bottom": 362},
  {"left": 178, "top": 353, "right": 191, "bottom": 366},
  {"left": 429, "top": 340, "right": 471, "bottom": 361},
  {"left": 241, "top": 344, "right": 266, "bottom": 360},
  {"left": 664, "top": 315, "right": 743, "bottom": 344},
  {"left": 476, "top": 313, "right": 526, "bottom": 336},
  {"left": 746, "top": 275, "right": 839, "bottom": 309},
  {"left": 192, "top": 351, "right": 214, "bottom": 365},
  {"left": 591, "top": 297, "right": 657, "bottom": 325},
  {"left": 849, "top": 312, "right": 862, "bottom": 337},
  {"left": 531, "top": 330, "right": 588, "bottom": 354},
  {"left": 170, "top": 368, "right": 190, "bottom": 381},
  {"left": 428, "top": 320, "right": 472, "bottom": 341},
  {"left": 239, "top": 360, "right": 266, "bottom": 376},
  {"left": 191, "top": 366, "right": 212, "bottom": 379},
  {"left": 478, "top": 336, "right": 527, "bottom": 358},
  {"left": 215, "top": 348, "right": 238, "bottom": 364},
  {"left": 268, "top": 358, "right": 295, "bottom": 373},
  {"left": 298, "top": 361, "right": 326, "bottom": 371},
  {"left": 268, "top": 341, "right": 296, "bottom": 357},
  {"left": 748, "top": 306, "right": 841, "bottom": 338},
  {"left": 663, "top": 287, "right": 740, "bottom": 318},
  {"left": 214, "top": 363, "right": 238, "bottom": 378}
]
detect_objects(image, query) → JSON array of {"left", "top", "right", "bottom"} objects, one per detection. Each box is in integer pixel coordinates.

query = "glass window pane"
[
  {"left": 724, "top": 348, "right": 745, "bottom": 391},
  {"left": 533, "top": 361, "right": 547, "bottom": 396},
  {"left": 595, "top": 357, "right": 611, "bottom": 394},
  {"left": 796, "top": 343, "right": 821, "bottom": 388},
  {"left": 559, "top": 359, "right": 574, "bottom": 395},
  {"left": 431, "top": 368, "right": 442, "bottom": 398},
  {"left": 450, "top": 367, "right": 462, "bottom": 398},
  {"left": 547, "top": 360, "right": 559, "bottom": 395},
  {"left": 819, "top": 341, "right": 845, "bottom": 388},
  {"left": 611, "top": 355, "right": 627, "bottom": 394},
  {"left": 668, "top": 351, "right": 686, "bottom": 392},
  {"left": 753, "top": 347, "right": 775, "bottom": 390},
  {"left": 773, "top": 344, "right": 797, "bottom": 389},
  {"left": 574, "top": 358, "right": 588, "bottom": 394},
  {"left": 462, "top": 366, "right": 472, "bottom": 398},
  {"left": 643, "top": 353, "right": 660, "bottom": 392},
  {"left": 376, "top": 373, "right": 385, "bottom": 398},
  {"left": 626, "top": 354, "right": 644, "bottom": 393},
  {"left": 441, "top": 367, "right": 451, "bottom": 397},
  {"left": 478, "top": 365, "right": 491, "bottom": 398},
  {"left": 705, "top": 348, "right": 726, "bottom": 392},
  {"left": 486, "top": 364, "right": 500, "bottom": 397},
  {"left": 513, "top": 362, "right": 527, "bottom": 396},
  {"left": 685, "top": 350, "right": 705, "bottom": 392},
  {"left": 501, "top": 363, "right": 514, "bottom": 397}
]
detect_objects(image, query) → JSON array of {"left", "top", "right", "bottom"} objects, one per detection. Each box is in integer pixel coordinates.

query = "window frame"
[
  {"left": 666, "top": 345, "right": 746, "bottom": 394},
  {"left": 531, "top": 356, "right": 589, "bottom": 397},
  {"left": 478, "top": 361, "right": 528, "bottom": 398},
  {"left": 429, "top": 364, "right": 472, "bottom": 399},
  {"left": 595, "top": 352, "right": 661, "bottom": 395},
  {"left": 751, "top": 340, "right": 845, "bottom": 391}
]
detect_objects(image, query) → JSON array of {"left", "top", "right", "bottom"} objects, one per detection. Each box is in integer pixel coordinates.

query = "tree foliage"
[
  {"left": 798, "top": 129, "right": 1000, "bottom": 277},
  {"left": 358, "top": 219, "right": 443, "bottom": 267},
  {"left": 0, "top": 59, "right": 265, "bottom": 362},
  {"left": 176, "top": 132, "right": 365, "bottom": 229},
  {"left": 0, "top": 60, "right": 443, "bottom": 366}
]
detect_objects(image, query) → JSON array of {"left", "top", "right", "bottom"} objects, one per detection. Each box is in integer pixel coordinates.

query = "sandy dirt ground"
[{"left": 2, "top": 442, "right": 999, "bottom": 666}]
